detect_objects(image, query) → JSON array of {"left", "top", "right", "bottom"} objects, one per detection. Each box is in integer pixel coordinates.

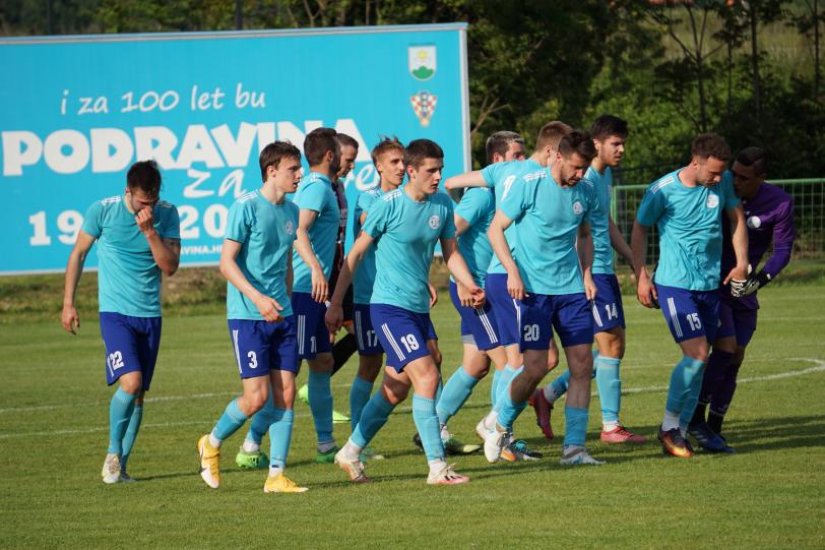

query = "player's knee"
[{"left": 119, "top": 375, "right": 142, "bottom": 395}]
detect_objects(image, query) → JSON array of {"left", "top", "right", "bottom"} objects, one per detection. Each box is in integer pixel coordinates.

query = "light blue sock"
[
  {"left": 595, "top": 356, "right": 622, "bottom": 424},
  {"left": 666, "top": 356, "right": 705, "bottom": 420},
  {"left": 493, "top": 365, "right": 521, "bottom": 413},
  {"left": 679, "top": 358, "right": 707, "bottom": 430},
  {"left": 490, "top": 370, "right": 501, "bottom": 408},
  {"left": 268, "top": 407, "right": 294, "bottom": 470},
  {"left": 436, "top": 366, "right": 480, "bottom": 425},
  {"left": 497, "top": 374, "right": 528, "bottom": 430},
  {"left": 120, "top": 404, "right": 143, "bottom": 470},
  {"left": 108, "top": 387, "right": 137, "bottom": 455},
  {"left": 563, "top": 405, "right": 589, "bottom": 447},
  {"left": 352, "top": 393, "right": 395, "bottom": 449},
  {"left": 308, "top": 370, "right": 334, "bottom": 444},
  {"left": 549, "top": 370, "right": 571, "bottom": 401},
  {"left": 245, "top": 392, "right": 276, "bottom": 445},
  {"left": 412, "top": 394, "right": 444, "bottom": 461},
  {"left": 212, "top": 398, "right": 249, "bottom": 441},
  {"left": 349, "top": 376, "right": 374, "bottom": 432}
]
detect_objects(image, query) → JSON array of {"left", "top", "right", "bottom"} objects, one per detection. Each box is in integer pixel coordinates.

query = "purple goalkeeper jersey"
[{"left": 721, "top": 182, "right": 795, "bottom": 310}]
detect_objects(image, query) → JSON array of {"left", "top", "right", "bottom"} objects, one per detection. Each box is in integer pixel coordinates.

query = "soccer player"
[
  {"left": 294, "top": 132, "right": 358, "bottom": 425},
  {"left": 62, "top": 160, "right": 181, "bottom": 484},
  {"left": 530, "top": 115, "right": 646, "bottom": 444},
  {"left": 689, "top": 147, "right": 794, "bottom": 451},
  {"left": 483, "top": 130, "right": 603, "bottom": 466},
  {"left": 346, "top": 137, "right": 406, "bottom": 455},
  {"left": 444, "top": 123, "right": 570, "bottom": 460},
  {"left": 197, "top": 141, "right": 307, "bottom": 493},
  {"left": 631, "top": 133, "right": 749, "bottom": 459},
  {"left": 290, "top": 127, "right": 343, "bottom": 463},
  {"left": 326, "top": 139, "right": 484, "bottom": 485}
]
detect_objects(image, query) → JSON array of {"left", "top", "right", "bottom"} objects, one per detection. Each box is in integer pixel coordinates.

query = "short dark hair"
[
  {"left": 535, "top": 121, "right": 573, "bottom": 151},
  {"left": 405, "top": 139, "right": 444, "bottom": 169},
  {"left": 336, "top": 133, "right": 359, "bottom": 151},
  {"left": 259, "top": 141, "right": 301, "bottom": 182},
  {"left": 558, "top": 130, "right": 597, "bottom": 162},
  {"left": 304, "top": 127, "right": 339, "bottom": 166},
  {"left": 736, "top": 146, "right": 767, "bottom": 175},
  {"left": 371, "top": 136, "right": 405, "bottom": 167},
  {"left": 590, "top": 114, "right": 628, "bottom": 141},
  {"left": 691, "top": 133, "right": 731, "bottom": 162},
  {"left": 485, "top": 131, "right": 524, "bottom": 164},
  {"left": 127, "top": 160, "right": 161, "bottom": 198}
]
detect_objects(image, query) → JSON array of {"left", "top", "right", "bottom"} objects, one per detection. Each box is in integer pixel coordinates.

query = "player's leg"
[
  {"left": 654, "top": 285, "right": 708, "bottom": 458},
  {"left": 119, "top": 317, "right": 162, "bottom": 480},
  {"left": 99, "top": 313, "right": 147, "bottom": 484},
  {"left": 263, "top": 319, "right": 308, "bottom": 493},
  {"left": 692, "top": 298, "right": 736, "bottom": 431},
  {"left": 350, "top": 305, "right": 383, "bottom": 432},
  {"left": 198, "top": 320, "right": 272, "bottom": 489},
  {"left": 551, "top": 294, "right": 604, "bottom": 465},
  {"left": 708, "top": 308, "right": 756, "bottom": 437}
]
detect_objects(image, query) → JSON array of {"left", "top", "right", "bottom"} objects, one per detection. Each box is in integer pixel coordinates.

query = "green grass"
[{"left": 1, "top": 285, "right": 824, "bottom": 548}]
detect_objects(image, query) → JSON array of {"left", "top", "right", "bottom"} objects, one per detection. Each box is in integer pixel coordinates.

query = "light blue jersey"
[
  {"left": 362, "top": 189, "right": 456, "bottom": 313},
  {"left": 224, "top": 190, "right": 299, "bottom": 320},
  {"left": 291, "top": 172, "right": 340, "bottom": 293},
  {"left": 636, "top": 169, "right": 739, "bottom": 291},
  {"left": 352, "top": 186, "right": 384, "bottom": 305},
  {"left": 81, "top": 195, "right": 180, "bottom": 317},
  {"left": 500, "top": 168, "right": 598, "bottom": 295},
  {"left": 453, "top": 187, "right": 495, "bottom": 287},
  {"left": 481, "top": 158, "right": 543, "bottom": 274},
  {"left": 585, "top": 165, "right": 614, "bottom": 275}
]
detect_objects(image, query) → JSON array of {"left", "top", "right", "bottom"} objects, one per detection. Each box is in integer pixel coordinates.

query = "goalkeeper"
[{"left": 689, "top": 147, "right": 795, "bottom": 449}]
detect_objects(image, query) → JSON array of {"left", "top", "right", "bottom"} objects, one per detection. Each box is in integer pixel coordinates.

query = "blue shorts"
[
  {"left": 228, "top": 317, "right": 299, "bottom": 378},
  {"left": 484, "top": 273, "right": 522, "bottom": 346},
  {"left": 449, "top": 281, "right": 501, "bottom": 351},
  {"left": 292, "top": 292, "right": 333, "bottom": 360},
  {"left": 656, "top": 284, "right": 720, "bottom": 344},
  {"left": 353, "top": 303, "right": 383, "bottom": 356},
  {"left": 370, "top": 304, "right": 435, "bottom": 372},
  {"left": 716, "top": 298, "right": 758, "bottom": 347},
  {"left": 591, "top": 274, "right": 626, "bottom": 333},
  {"left": 520, "top": 293, "right": 593, "bottom": 350},
  {"left": 99, "top": 312, "right": 162, "bottom": 391}
]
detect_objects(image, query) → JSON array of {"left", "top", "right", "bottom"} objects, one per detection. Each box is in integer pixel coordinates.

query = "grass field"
[{"left": 1, "top": 283, "right": 824, "bottom": 548}]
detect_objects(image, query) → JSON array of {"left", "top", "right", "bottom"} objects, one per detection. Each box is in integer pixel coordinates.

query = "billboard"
[{"left": 0, "top": 24, "right": 470, "bottom": 274}]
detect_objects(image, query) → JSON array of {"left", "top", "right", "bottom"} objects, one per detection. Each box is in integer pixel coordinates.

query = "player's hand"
[
  {"left": 469, "top": 286, "right": 486, "bottom": 308},
  {"left": 254, "top": 295, "right": 284, "bottom": 322},
  {"left": 583, "top": 272, "right": 597, "bottom": 301},
  {"left": 738, "top": 271, "right": 770, "bottom": 297},
  {"left": 310, "top": 268, "right": 329, "bottom": 303},
  {"left": 325, "top": 302, "right": 343, "bottom": 333},
  {"left": 61, "top": 305, "right": 80, "bottom": 335},
  {"left": 635, "top": 270, "right": 658, "bottom": 309},
  {"left": 722, "top": 263, "right": 749, "bottom": 286},
  {"left": 428, "top": 283, "right": 438, "bottom": 307},
  {"left": 507, "top": 270, "right": 525, "bottom": 301},
  {"left": 135, "top": 207, "right": 156, "bottom": 237}
]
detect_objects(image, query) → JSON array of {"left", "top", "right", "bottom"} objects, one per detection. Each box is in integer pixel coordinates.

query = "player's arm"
[
  {"left": 325, "top": 231, "right": 374, "bottom": 332},
  {"left": 286, "top": 252, "right": 294, "bottom": 297},
  {"left": 454, "top": 214, "right": 471, "bottom": 237},
  {"left": 631, "top": 221, "right": 658, "bottom": 308},
  {"left": 577, "top": 222, "right": 597, "bottom": 301},
  {"left": 488, "top": 210, "right": 524, "bottom": 300},
  {"left": 723, "top": 204, "right": 749, "bottom": 285},
  {"left": 62, "top": 230, "right": 96, "bottom": 334},
  {"left": 609, "top": 217, "right": 635, "bottom": 269},
  {"left": 444, "top": 171, "right": 488, "bottom": 190},
  {"left": 441, "top": 237, "right": 484, "bottom": 308},
  {"left": 135, "top": 208, "right": 180, "bottom": 276},
  {"left": 743, "top": 198, "right": 795, "bottom": 296},
  {"left": 293, "top": 208, "right": 328, "bottom": 303},
  {"left": 219, "top": 239, "right": 283, "bottom": 322}
]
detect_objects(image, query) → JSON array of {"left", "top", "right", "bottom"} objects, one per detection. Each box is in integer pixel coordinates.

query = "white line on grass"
[{"left": 1, "top": 358, "right": 822, "bottom": 440}]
